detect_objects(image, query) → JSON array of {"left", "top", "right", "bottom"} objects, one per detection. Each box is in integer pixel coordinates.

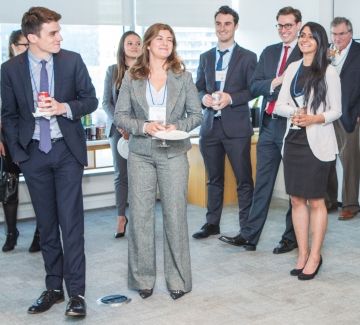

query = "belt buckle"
[{"left": 271, "top": 113, "right": 278, "bottom": 120}]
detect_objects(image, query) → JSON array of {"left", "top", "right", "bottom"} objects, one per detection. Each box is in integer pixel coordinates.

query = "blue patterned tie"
[
  {"left": 39, "top": 60, "right": 51, "bottom": 153},
  {"left": 215, "top": 49, "right": 229, "bottom": 91}
]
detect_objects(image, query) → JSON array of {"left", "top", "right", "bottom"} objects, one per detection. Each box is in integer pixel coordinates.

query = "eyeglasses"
[
  {"left": 331, "top": 31, "right": 350, "bottom": 37},
  {"left": 16, "top": 43, "right": 29, "bottom": 47},
  {"left": 276, "top": 23, "right": 295, "bottom": 30}
]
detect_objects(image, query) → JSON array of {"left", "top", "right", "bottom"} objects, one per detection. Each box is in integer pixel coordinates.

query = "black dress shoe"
[
  {"left": 218, "top": 233, "right": 256, "bottom": 251},
  {"left": 65, "top": 295, "right": 86, "bottom": 317},
  {"left": 169, "top": 290, "right": 185, "bottom": 300},
  {"left": 298, "top": 256, "right": 322, "bottom": 280},
  {"left": 326, "top": 202, "right": 338, "bottom": 213},
  {"left": 273, "top": 240, "right": 298, "bottom": 254},
  {"left": 138, "top": 288, "right": 153, "bottom": 299},
  {"left": 29, "top": 231, "right": 41, "bottom": 253},
  {"left": 2, "top": 229, "right": 19, "bottom": 252},
  {"left": 28, "top": 289, "right": 64, "bottom": 314},
  {"left": 290, "top": 268, "right": 304, "bottom": 276},
  {"left": 192, "top": 223, "right": 220, "bottom": 239}
]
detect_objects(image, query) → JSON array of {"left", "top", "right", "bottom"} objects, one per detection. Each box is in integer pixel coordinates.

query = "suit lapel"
[
  {"left": 224, "top": 44, "right": 240, "bottom": 87},
  {"left": 287, "top": 44, "right": 302, "bottom": 66},
  {"left": 53, "top": 52, "right": 63, "bottom": 98},
  {"left": 133, "top": 78, "right": 148, "bottom": 117},
  {"left": 18, "top": 53, "right": 35, "bottom": 113},
  {"left": 341, "top": 40, "right": 360, "bottom": 77},
  {"left": 166, "top": 70, "right": 182, "bottom": 117},
  {"left": 207, "top": 48, "right": 216, "bottom": 93}
]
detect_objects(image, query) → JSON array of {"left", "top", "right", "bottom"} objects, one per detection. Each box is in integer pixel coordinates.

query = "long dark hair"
[
  {"left": 300, "top": 22, "right": 329, "bottom": 113},
  {"left": 130, "top": 23, "right": 185, "bottom": 80},
  {"left": 113, "top": 31, "right": 141, "bottom": 90}
]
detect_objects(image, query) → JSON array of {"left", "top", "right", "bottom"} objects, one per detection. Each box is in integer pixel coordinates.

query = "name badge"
[
  {"left": 215, "top": 70, "right": 226, "bottom": 82},
  {"left": 149, "top": 105, "right": 166, "bottom": 123}
]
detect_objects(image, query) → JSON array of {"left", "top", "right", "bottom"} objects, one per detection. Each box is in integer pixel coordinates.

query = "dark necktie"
[
  {"left": 39, "top": 60, "right": 52, "bottom": 153},
  {"left": 266, "top": 45, "right": 290, "bottom": 115},
  {"left": 215, "top": 49, "right": 229, "bottom": 91}
]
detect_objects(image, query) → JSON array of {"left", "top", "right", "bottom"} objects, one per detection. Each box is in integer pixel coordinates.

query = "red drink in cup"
[
  {"left": 38, "top": 91, "right": 51, "bottom": 105},
  {"left": 36, "top": 91, "right": 51, "bottom": 116}
]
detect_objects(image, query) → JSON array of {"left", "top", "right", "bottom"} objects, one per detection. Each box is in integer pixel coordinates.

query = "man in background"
[{"left": 327, "top": 17, "right": 360, "bottom": 221}]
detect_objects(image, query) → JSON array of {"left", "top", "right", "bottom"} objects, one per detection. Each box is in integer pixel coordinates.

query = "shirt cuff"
[
  {"left": 143, "top": 122, "right": 148, "bottom": 135},
  {"left": 64, "top": 103, "right": 73, "bottom": 119}
]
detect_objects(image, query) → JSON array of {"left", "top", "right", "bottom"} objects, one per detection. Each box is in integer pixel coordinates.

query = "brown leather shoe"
[{"left": 338, "top": 210, "right": 357, "bottom": 220}]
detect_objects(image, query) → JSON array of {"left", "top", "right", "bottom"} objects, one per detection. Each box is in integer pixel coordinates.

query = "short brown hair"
[
  {"left": 215, "top": 6, "right": 239, "bottom": 25},
  {"left": 130, "top": 23, "right": 184, "bottom": 80},
  {"left": 276, "top": 6, "right": 302, "bottom": 23},
  {"left": 21, "top": 7, "right": 61, "bottom": 37}
]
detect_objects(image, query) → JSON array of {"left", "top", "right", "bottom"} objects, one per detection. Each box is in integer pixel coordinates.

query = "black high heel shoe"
[
  {"left": 138, "top": 288, "right": 153, "bottom": 299},
  {"left": 290, "top": 268, "right": 304, "bottom": 276},
  {"left": 2, "top": 229, "right": 19, "bottom": 252},
  {"left": 298, "top": 255, "right": 322, "bottom": 280},
  {"left": 169, "top": 290, "right": 185, "bottom": 300},
  {"left": 114, "top": 216, "right": 128, "bottom": 238}
]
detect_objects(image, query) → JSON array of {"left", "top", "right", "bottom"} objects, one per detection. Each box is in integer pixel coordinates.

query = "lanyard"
[
  {"left": 147, "top": 80, "right": 167, "bottom": 106},
  {"left": 292, "top": 61, "right": 305, "bottom": 97},
  {"left": 29, "top": 57, "right": 54, "bottom": 96}
]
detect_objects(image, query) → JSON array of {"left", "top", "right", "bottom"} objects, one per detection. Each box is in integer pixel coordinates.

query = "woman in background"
[
  {"left": 115, "top": 23, "right": 202, "bottom": 299},
  {"left": 103, "top": 31, "right": 141, "bottom": 238},
  {"left": 1, "top": 30, "right": 40, "bottom": 253},
  {"left": 274, "top": 22, "right": 341, "bottom": 280}
]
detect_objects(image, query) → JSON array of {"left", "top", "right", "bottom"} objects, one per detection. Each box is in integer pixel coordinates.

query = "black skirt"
[{"left": 283, "top": 128, "right": 331, "bottom": 199}]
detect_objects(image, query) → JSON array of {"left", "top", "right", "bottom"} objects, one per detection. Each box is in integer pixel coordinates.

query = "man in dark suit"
[
  {"left": 327, "top": 17, "right": 360, "bottom": 220},
  {"left": 1, "top": 7, "right": 97, "bottom": 317},
  {"left": 193, "top": 6, "right": 256, "bottom": 240},
  {"left": 219, "top": 7, "right": 302, "bottom": 252}
]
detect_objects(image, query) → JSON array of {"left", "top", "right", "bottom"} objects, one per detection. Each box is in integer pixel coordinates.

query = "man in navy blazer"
[
  {"left": 193, "top": 6, "right": 256, "bottom": 240},
  {"left": 1, "top": 7, "right": 97, "bottom": 317},
  {"left": 327, "top": 17, "right": 360, "bottom": 220},
  {"left": 219, "top": 7, "right": 302, "bottom": 252}
]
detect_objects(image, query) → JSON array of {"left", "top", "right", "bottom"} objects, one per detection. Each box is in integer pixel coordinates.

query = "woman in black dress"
[{"left": 275, "top": 22, "right": 342, "bottom": 280}]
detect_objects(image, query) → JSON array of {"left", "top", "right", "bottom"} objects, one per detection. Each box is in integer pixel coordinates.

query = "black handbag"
[{"left": 0, "top": 156, "right": 19, "bottom": 204}]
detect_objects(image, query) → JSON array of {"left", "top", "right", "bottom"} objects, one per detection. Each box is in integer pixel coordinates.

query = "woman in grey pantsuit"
[
  {"left": 103, "top": 31, "right": 141, "bottom": 237},
  {"left": 114, "top": 23, "right": 202, "bottom": 300}
]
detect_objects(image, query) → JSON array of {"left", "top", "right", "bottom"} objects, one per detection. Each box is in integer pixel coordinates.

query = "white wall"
[{"left": 234, "top": 0, "right": 333, "bottom": 56}]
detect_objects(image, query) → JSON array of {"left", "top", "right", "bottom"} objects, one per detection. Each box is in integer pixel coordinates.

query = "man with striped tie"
[{"left": 219, "top": 7, "right": 302, "bottom": 252}]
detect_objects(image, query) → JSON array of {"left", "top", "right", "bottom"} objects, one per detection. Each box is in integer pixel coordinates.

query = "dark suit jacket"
[
  {"left": 250, "top": 42, "right": 302, "bottom": 127},
  {"left": 1, "top": 49, "right": 98, "bottom": 165},
  {"left": 339, "top": 40, "right": 360, "bottom": 132},
  {"left": 196, "top": 44, "right": 257, "bottom": 138}
]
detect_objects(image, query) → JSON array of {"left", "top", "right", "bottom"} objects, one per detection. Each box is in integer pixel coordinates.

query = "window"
[{"left": 0, "top": 24, "right": 217, "bottom": 169}]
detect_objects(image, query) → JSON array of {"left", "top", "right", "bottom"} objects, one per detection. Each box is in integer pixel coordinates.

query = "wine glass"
[
  {"left": 289, "top": 107, "right": 303, "bottom": 130},
  {"left": 328, "top": 43, "right": 339, "bottom": 64},
  {"left": 158, "top": 119, "right": 170, "bottom": 148}
]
